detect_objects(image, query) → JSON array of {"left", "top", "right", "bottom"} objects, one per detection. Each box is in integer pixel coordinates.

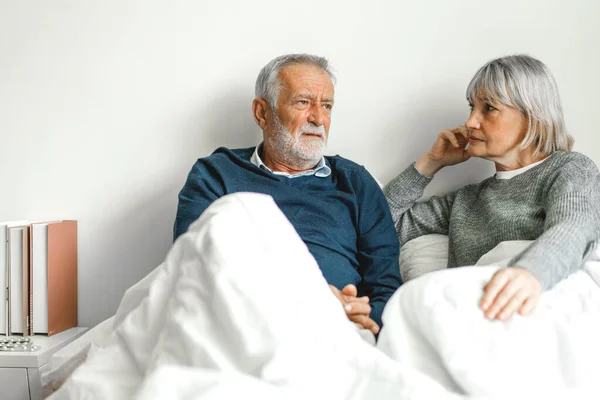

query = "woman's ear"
[{"left": 252, "top": 98, "right": 270, "bottom": 131}]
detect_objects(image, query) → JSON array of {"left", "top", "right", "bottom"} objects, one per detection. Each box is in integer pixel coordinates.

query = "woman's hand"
[
  {"left": 415, "top": 126, "right": 471, "bottom": 176},
  {"left": 480, "top": 267, "right": 542, "bottom": 321}
]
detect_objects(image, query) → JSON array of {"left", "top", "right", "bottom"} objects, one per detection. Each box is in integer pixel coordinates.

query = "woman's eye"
[
  {"left": 468, "top": 103, "right": 474, "bottom": 111},
  {"left": 485, "top": 104, "right": 497, "bottom": 112}
]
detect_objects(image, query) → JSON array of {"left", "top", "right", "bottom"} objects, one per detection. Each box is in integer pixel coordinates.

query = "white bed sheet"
[
  {"left": 48, "top": 194, "right": 600, "bottom": 399},
  {"left": 41, "top": 317, "right": 115, "bottom": 394}
]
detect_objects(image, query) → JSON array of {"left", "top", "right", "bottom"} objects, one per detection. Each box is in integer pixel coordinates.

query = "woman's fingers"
[
  {"left": 419, "top": 126, "right": 472, "bottom": 174},
  {"left": 482, "top": 267, "right": 542, "bottom": 321},
  {"left": 453, "top": 126, "right": 470, "bottom": 139},
  {"left": 496, "top": 289, "right": 529, "bottom": 321},
  {"left": 484, "top": 277, "right": 522, "bottom": 320},
  {"left": 480, "top": 269, "right": 510, "bottom": 311},
  {"left": 519, "top": 296, "right": 538, "bottom": 316},
  {"left": 441, "top": 129, "right": 460, "bottom": 148}
]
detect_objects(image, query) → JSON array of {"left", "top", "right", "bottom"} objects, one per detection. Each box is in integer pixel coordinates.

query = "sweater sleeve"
[
  {"left": 355, "top": 167, "right": 402, "bottom": 327},
  {"left": 512, "top": 156, "right": 600, "bottom": 290},
  {"left": 173, "top": 159, "right": 225, "bottom": 241},
  {"left": 383, "top": 163, "right": 457, "bottom": 246}
]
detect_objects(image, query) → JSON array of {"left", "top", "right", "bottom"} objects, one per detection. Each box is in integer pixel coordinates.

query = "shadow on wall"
[
  {"left": 79, "top": 183, "right": 178, "bottom": 327},
  {"left": 176, "top": 87, "right": 262, "bottom": 163},
  {"left": 79, "top": 87, "right": 262, "bottom": 327}
]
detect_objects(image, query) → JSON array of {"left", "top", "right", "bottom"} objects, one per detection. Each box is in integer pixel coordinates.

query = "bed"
[{"left": 44, "top": 193, "right": 600, "bottom": 399}]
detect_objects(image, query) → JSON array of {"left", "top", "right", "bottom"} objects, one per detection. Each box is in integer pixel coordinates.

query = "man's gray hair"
[
  {"left": 255, "top": 54, "right": 336, "bottom": 110},
  {"left": 466, "top": 54, "right": 574, "bottom": 155}
]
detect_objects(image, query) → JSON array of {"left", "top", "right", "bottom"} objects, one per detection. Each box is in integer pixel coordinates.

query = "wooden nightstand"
[{"left": 0, "top": 328, "right": 88, "bottom": 400}]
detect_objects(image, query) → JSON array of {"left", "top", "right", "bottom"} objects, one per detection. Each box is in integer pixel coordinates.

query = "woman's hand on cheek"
[
  {"left": 415, "top": 126, "right": 471, "bottom": 176},
  {"left": 480, "top": 267, "right": 542, "bottom": 321}
]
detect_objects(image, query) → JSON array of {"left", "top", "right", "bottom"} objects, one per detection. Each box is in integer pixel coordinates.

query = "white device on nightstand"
[{"left": 0, "top": 328, "right": 87, "bottom": 400}]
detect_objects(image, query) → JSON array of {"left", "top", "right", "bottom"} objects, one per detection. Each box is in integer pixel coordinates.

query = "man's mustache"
[{"left": 298, "top": 124, "right": 326, "bottom": 136}]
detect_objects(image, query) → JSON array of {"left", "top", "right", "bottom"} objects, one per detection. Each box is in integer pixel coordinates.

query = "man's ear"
[{"left": 252, "top": 98, "right": 270, "bottom": 131}]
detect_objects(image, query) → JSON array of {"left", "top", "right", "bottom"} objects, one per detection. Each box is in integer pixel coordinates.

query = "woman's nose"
[{"left": 465, "top": 111, "right": 480, "bottom": 130}]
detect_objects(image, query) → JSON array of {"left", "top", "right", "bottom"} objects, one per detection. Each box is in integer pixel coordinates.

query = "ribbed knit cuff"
[
  {"left": 408, "top": 162, "right": 435, "bottom": 182},
  {"left": 383, "top": 162, "right": 433, "bottom": 201},
  {"left": 511, "top": 256, "right": 554, "bottom": 291}
]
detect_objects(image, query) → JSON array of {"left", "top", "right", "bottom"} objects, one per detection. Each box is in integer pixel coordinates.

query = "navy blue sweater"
[{"left": 174, "top": 147, "right": 402, "bottom": 326}]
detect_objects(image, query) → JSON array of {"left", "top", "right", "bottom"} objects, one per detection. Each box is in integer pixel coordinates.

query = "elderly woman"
[{"left": 384, "top": 54, "right": 600, "bottom": 322}]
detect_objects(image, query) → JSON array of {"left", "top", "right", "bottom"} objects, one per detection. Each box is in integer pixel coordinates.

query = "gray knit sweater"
[{"left": 383, "top": 151, "right": 600, "bottom": 290}]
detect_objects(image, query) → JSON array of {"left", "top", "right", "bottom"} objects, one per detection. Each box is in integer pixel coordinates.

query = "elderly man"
[{"left": 174, "top": 54, "right": 401, "bottom": 333}]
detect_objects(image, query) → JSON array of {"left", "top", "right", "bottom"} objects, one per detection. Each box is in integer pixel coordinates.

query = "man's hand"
[
  {"left": 480, "top": 267, "right": 542, "bottom": 321},
  {"left": 329, "top": 284, "right": 380, "bottom": 334}
]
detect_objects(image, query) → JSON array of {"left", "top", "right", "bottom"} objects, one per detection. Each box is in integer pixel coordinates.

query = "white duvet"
[{"left": 49, "top": 193, "right": 600, "bottom": 400}]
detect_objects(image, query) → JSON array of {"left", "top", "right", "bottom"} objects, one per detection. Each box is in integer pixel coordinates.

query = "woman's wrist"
[{"left": 415, "top": 154, "right": 443, "bottom": 177}]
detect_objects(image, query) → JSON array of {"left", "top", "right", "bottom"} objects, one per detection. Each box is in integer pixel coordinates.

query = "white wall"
[{"left": 1, "top": 0, "right": 598, "bottom": 327}]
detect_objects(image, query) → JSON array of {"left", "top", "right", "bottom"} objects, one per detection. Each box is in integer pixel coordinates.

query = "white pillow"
[
  {"left": 474, "top": 241, "right": 532, "bottom": 267},
  {"left": 399, "top": 235, "right": 535, "bottom": 282},
  {"left": 399, "top": 234, "right": 448, "bottom": 282}
]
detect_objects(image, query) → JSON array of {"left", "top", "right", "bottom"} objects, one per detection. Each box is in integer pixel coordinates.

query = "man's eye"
[
  {"left": 322, "top": 104, "right": 332, "bottom": 110},
  {"left": 297, "top": 100, "right": 309, "bottom": 105}
]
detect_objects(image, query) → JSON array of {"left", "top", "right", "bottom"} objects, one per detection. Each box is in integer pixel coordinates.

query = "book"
[
  {"left": 30, "top": 220, "right": 78, "bottom": 336},
  {"left": 30, "top": 223, "right": 48, "bottom": 335},
  {"left": 0, "top": 220, "right": 28, "bottom": 335},
  {"left": 22, "top": 226, "right": 30, "bottom": 335},
  {"left": 8, "top": 225, "right": 29, "bottom": 335}
]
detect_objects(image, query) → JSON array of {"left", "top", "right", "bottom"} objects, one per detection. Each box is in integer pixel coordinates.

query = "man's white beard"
[{"left": 268, "top": 115, "right": 327, "bottom": 169}]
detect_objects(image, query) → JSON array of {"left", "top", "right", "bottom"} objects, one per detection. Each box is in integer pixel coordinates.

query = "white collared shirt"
[{"left": 250, "top": 143, "right": 331, "bottom": 178}]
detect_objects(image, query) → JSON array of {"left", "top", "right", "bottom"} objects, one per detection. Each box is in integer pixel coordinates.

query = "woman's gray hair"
[
  {"left": 255, "top": 54, "right": 336, "bottom": 110},
  {"left": 466, "top": 54, "right": 574, "bottom": 155}
]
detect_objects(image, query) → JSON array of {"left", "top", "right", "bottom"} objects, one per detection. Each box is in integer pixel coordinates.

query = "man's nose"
[{"left": 307, "top": 104, "right": 326, "bottom": 127}]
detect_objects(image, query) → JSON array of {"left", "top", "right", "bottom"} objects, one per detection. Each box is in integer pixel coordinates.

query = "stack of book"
[{"left": 0, "top": 220, "right": 77, "bottom": 337}]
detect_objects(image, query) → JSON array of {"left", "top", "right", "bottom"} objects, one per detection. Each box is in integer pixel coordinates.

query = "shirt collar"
[
  {"left": 494, "top": 156, "right": 550, "bottom": 180},
  {"left": 251, "top": 143, "right": 331, "bottom": 178}
]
